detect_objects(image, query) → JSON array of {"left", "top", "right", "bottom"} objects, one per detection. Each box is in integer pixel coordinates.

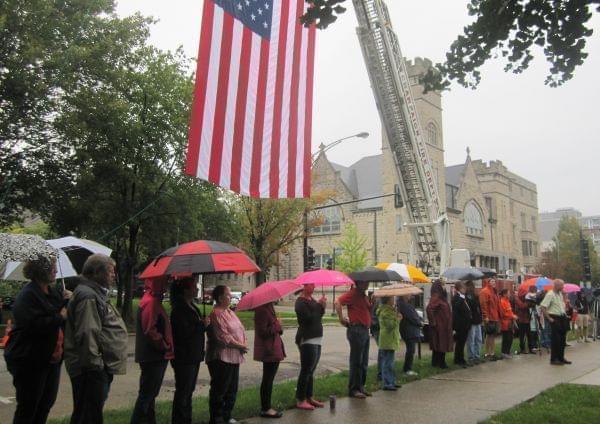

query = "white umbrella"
[{"left": 1, "top": 236, "right": 112, "bottom": 281}]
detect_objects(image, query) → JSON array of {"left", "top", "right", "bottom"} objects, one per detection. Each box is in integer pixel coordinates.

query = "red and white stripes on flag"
[{"left": 185, "top": 0, "right": 316, "bottom": 199}]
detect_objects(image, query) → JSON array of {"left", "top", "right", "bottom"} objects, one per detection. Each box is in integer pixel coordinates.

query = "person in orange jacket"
[
  {"left": 499, "top": 288, "right": 518, "bottom": 359},
  {"left": 479, "top": 279, "right": 502, "bottom": 360}
]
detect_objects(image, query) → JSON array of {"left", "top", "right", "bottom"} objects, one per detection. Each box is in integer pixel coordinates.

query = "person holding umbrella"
[
  {"left": 397, "top": 295, "right": 423, "bottom": 376},
  {"left": 4, "top": 255, "right": 69, "bottom": 424},
  {"left": 169, "top": 277, "right": 209, "bottom": 424},
  {"left": 206, "top": 285, "right": 248, "bottom": 423},
  {"left": 295, "top": 283, "right": 327, "bottom": 410}
]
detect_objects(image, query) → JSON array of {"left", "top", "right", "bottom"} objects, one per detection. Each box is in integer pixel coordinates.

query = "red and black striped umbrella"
[{"left": 139, "top": 240, "right": 260, "bottom": 279}]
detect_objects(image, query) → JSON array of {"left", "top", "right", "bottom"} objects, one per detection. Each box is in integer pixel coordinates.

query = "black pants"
[
  {"left": 131, "top": 360, "right": 168, "bottom": 424},
  {"left": 431, "top": 351, "right": 447, "bottom": 368},
  {"left": 70, "top": 368, "right": 113, "bottom": 424},
  {"left": 454, "top": 329, "right": 468, "bottom": 364},
  {"left": 403, "top": 338, "right": 416, "bottom": 372},
  {"left": 171, "top": 361, "right": 201, "bottom": 424},
  {"left": 260, "top": 362, "right": 280, "bottom": 411},
  {"left": 207, "top": 360, "right": 240, "bottom": 424},
  {"left": 518, "top": 323, "right": 533, "bottom": 352},
  {"left": 550, "top": 316, "right": 567, "bottom": 362},
  {"left": 501, "top": 330, "right": 514, "bottom": 355},
  {"left": 296, "top": 343, "right": 321, "bottom": 401},
  {"left": 346, "top": 325, "right": 370, "bottom": 395},
  {"left": 7, "top": 361, "right": 61, "bottom": 424}
]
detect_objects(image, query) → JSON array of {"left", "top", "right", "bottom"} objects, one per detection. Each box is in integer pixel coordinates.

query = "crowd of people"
[{"left": 3, "top": 255, "right": 596, "bottom": 424}]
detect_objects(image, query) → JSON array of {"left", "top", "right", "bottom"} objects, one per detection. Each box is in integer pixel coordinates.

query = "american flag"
[{"left": 185, "top": 0, "right": 316, "bottom": 198}]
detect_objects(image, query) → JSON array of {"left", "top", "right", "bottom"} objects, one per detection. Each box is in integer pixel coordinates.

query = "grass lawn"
[{"left": 485, "top": 384, "right": 600, "bottom": 424}]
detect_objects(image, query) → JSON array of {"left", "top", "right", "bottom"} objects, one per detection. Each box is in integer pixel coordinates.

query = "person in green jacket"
[{"left": 376, "top": 296, "right": 402, "bottom": 391}]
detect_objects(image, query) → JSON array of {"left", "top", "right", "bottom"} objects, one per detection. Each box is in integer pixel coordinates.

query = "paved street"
[{"left": 0, "top": 323, "right": 378, "bottom": 422}]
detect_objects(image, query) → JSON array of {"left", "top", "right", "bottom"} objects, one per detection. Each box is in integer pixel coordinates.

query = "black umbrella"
[
  {"left": 348, "top": 267, "right": 403, "bottom": 283},
  {"left": 476, "top": 267, "right": 497, "bottom": 278},
  {"left": 442, "top": 267, "right": 484, "bottom": 281}
]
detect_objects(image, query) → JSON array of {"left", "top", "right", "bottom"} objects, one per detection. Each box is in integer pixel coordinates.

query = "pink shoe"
[
  {"left": 296, "top": 400, "right": 315, "bottom": 410},
  {"left": 308, "top": 398, "right": 325, "bottom": 408}
]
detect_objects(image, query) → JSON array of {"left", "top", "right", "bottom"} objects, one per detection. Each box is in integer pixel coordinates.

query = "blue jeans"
[
  {"left": 467, "top": 324, "right": 483, "bottom": 361},
  {"left": 347, "top": 325, "right": 370, "bottom": 395},
  {"left": 380, "top": 350, "right": 396, "bottom": 388},
  {"left": 541, "top": 320, "right": 552, "bottom": 348}
]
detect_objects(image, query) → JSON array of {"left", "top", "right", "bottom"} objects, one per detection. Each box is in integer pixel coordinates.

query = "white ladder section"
[{"left": 352, "top": 0, "right": 450, "bottom": 272}]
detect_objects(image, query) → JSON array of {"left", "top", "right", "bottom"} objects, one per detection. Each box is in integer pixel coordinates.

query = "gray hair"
[{"left": 82, "top": 254, "right": 115, "bottom": 279}]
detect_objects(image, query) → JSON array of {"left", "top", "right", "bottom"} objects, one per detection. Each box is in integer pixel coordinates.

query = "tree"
[
  {"left": 235, "top": 197, "right": 310, "bottom": 285},
  {"left": 301, "top": 0, "right": 600, "bottom": 90},
  {"left": 537, "top": 216, "right": 600, "bottom": 284},
  {"left": 334, "top": 223, "right": 368, "bottom": 273},
  {"left": 0, "top": 0, "right": 152, "bottom": 225}
]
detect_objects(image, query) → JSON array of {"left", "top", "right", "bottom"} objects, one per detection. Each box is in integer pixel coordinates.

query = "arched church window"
[
  {"left": 425, "top": 122, "right": 437, "bottom": 146},
  {"left": 464, "top": 201, "right": 484, "bottom": 237}
]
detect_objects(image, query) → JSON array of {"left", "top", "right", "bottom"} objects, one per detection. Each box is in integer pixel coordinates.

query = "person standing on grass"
[
  {"left": 575, "top": 291, "right": 591, "bottom": 342},
  {"left": 541, "top": 279, "right": 571, "bottom": 366},
  {"left": 206, "top": 285, "right": 248, "bottom": 424},
  {"left": 452, "top": 282, "right": 472, "bottom": 367},
  {"left": 170, "top": 277, "right": 208, "bottom": 424},
  {"left": 479, "top": 278, "right": 501, "bottom": 360},
  {"left": 465, "top": 280, "right": 483, "bottom": 364},
  {"left": 4, "top": 256, "right": 69, "bottom": 424},
  {"left": 426, "top": 281, "right": 453, "bottom": 369},
  {"left": 335, "top": 280, "right": 373, "bottom": 399},
  {"left": 131, "top": 278, "right": 174, "bottom": 424},
  {"left": 253, "top": 301, "right": 285, "bottom": 419},
  {"left": 65, "top": 254, "right": 128, "bottom": 424},
  {"left": 397, "top": 295, "right": 422, "bottom": 376},
  {"left": 376, "top": 296, "right": 402, "bottom": 390},
  {"left": 499, "top": 289, "right": 517, "bottom": 359},
  {"left": 294, "top": 283, "right": 326, "bottom": 411}
]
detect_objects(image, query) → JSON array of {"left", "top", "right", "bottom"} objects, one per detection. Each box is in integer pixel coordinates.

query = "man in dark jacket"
[
  {"left": 64, "top": 254, "right": 128, "bottom": 424},
  {"left": 397, "top": 295, "right": 422, "bottom": 376},
  {"left": 452, "top": 282, "right": 472, "bottom": 367},
  {"left": 131, "top": 278, "right": 174, "bottom": 424},
  {"left": 465, "top": 280, "right": 483, "bottom": 363}
]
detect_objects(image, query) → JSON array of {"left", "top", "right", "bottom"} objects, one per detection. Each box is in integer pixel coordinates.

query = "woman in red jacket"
[
  {"left": 499, "top": 289, "right": 517, "bottom": 359},
  {"left": 254, "top": 302, "right": 285, "bottom": 418}
]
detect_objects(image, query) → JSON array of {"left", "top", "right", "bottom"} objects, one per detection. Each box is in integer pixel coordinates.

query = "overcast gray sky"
[{"left": 116, "top": 0, "right": 600, "bottom": 216}]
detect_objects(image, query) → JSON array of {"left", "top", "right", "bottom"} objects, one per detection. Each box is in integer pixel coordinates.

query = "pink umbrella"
[
  {"left": 564, "top": 283, "right": 581, "bottom": 293},
  {"left": 236, "top": 280, "right": 301, "bottom": 311},
  {"left": 295, "top": 269, "right": 354, "bottom": 287}
]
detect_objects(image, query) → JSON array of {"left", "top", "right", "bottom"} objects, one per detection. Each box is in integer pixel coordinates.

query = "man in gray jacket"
[{"left": 64, "top": 254, "right": 128, "bottom": 424}]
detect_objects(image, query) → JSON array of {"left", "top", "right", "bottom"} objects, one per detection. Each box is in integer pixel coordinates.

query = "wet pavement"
[{"left": 247, "top": 340, "right": 600, "bottom": 424}]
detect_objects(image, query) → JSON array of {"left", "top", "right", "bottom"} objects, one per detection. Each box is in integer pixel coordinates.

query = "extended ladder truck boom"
[{"left": 352, "top": 0, "right": 451, "bottom": 274}]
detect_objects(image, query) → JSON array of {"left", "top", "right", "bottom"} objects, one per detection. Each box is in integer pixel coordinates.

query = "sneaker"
[
  {"left": 382, "top": 386, "right": 397, "bottom": 391},
  {"left": 501, "top": 353, "right": 513, "bottom": 359},
  {"left": 361, "top": 391, "right": 372, "bottom": 397},
  {"left": 296, "top": 400, "right": 315, "bottom": 410},
  {"left": 349, "top": 391, "right": 367, "bottom": 399},
  {"left": 405, "top": 370, "right": 418, "bottom": 376},
  {"left": 227, "top": 419, "right": 238, "bottom": 424}
]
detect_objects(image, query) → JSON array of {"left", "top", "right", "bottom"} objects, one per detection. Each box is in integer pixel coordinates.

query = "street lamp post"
[{"left": 304, "top": 132, "right": 370, "bottom": 271}]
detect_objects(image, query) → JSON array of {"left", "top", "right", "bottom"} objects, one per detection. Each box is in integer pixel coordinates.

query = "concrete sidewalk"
[{"left": 248, "top": 341, "right": 600, "bottom": 424}]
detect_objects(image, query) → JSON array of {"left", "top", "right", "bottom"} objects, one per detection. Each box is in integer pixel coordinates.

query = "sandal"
[
  {"left": 308, "top": 398, "right": 325, "bottom": 408},
  {"left": 296, "top": 400, "right": 315, "bottom": 410}
]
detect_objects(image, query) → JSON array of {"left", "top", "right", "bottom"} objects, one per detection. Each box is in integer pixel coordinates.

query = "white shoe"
[
  {"left": 227, "top": 419, "right": 238, "bottom": 424},
  {"left": 405, "top": 370, "right": 418, "bottom": 376}
]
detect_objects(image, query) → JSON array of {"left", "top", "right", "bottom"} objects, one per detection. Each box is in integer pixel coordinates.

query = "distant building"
[
  {"left": 540, "top": 208, "right": 600, "bottom": 253},
  {"left": 271, "top": 57, "right": 540, "bottom": 280}
]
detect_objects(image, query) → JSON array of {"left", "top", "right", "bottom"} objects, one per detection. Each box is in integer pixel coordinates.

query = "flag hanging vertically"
[{"left": 185, "top": 0, "right": 316, "bottom": 199}]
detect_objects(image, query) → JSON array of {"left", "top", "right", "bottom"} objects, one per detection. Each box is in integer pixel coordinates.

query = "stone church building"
[{"left": 270, "top": 58, "right": 540, "bottom": 281}]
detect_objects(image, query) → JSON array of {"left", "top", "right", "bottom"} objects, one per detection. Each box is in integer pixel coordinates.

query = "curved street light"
[{"left": 311, "top": 131, "right": 369, "bottom": 164}]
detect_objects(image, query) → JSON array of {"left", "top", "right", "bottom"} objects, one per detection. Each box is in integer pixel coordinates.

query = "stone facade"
[{"left": 271, "top": 57, "right": 540, "bottom": 280}]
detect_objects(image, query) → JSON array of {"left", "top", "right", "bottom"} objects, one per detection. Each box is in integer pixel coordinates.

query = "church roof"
[
  {"left": 331, "top": 155, "right": 382, "bottom": 209},
  {"left": 445, "top": 164, "right": 464, "bottom": 188}
]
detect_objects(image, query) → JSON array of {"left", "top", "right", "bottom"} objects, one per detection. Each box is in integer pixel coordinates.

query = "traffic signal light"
[
  {"left": 580, "top": 233, "right": 592, "bottom": 281},
  {"left": 306, "top": 246, "right": 316, "bottom": 270},
  {"left": 326, "top": 258, "right": 333, "bottom": 270}
]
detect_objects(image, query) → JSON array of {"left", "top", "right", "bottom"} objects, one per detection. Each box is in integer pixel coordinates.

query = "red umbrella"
[
  {"left": 295, "top": 269, "right": 353, "bottom": 287},
  {"left": 139, "top": 240, "right": 260, "bottom": 279},
  {"left": 236, "top": 280, "right": 302, "bottom": 311}
]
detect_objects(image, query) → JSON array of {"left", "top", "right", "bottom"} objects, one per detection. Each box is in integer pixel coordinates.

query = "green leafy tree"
[
  {"left": 0, "top": 0, "right": 151, "bottom": 225},
  {"left": 334, "top": 223, "right": 368, "bottom": 273},
  {"left": 537, "top": 216, "right": 600, "bottom": 284},
  {"left": 301, "top": 1, "right": 600, "bottom": 90}
]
